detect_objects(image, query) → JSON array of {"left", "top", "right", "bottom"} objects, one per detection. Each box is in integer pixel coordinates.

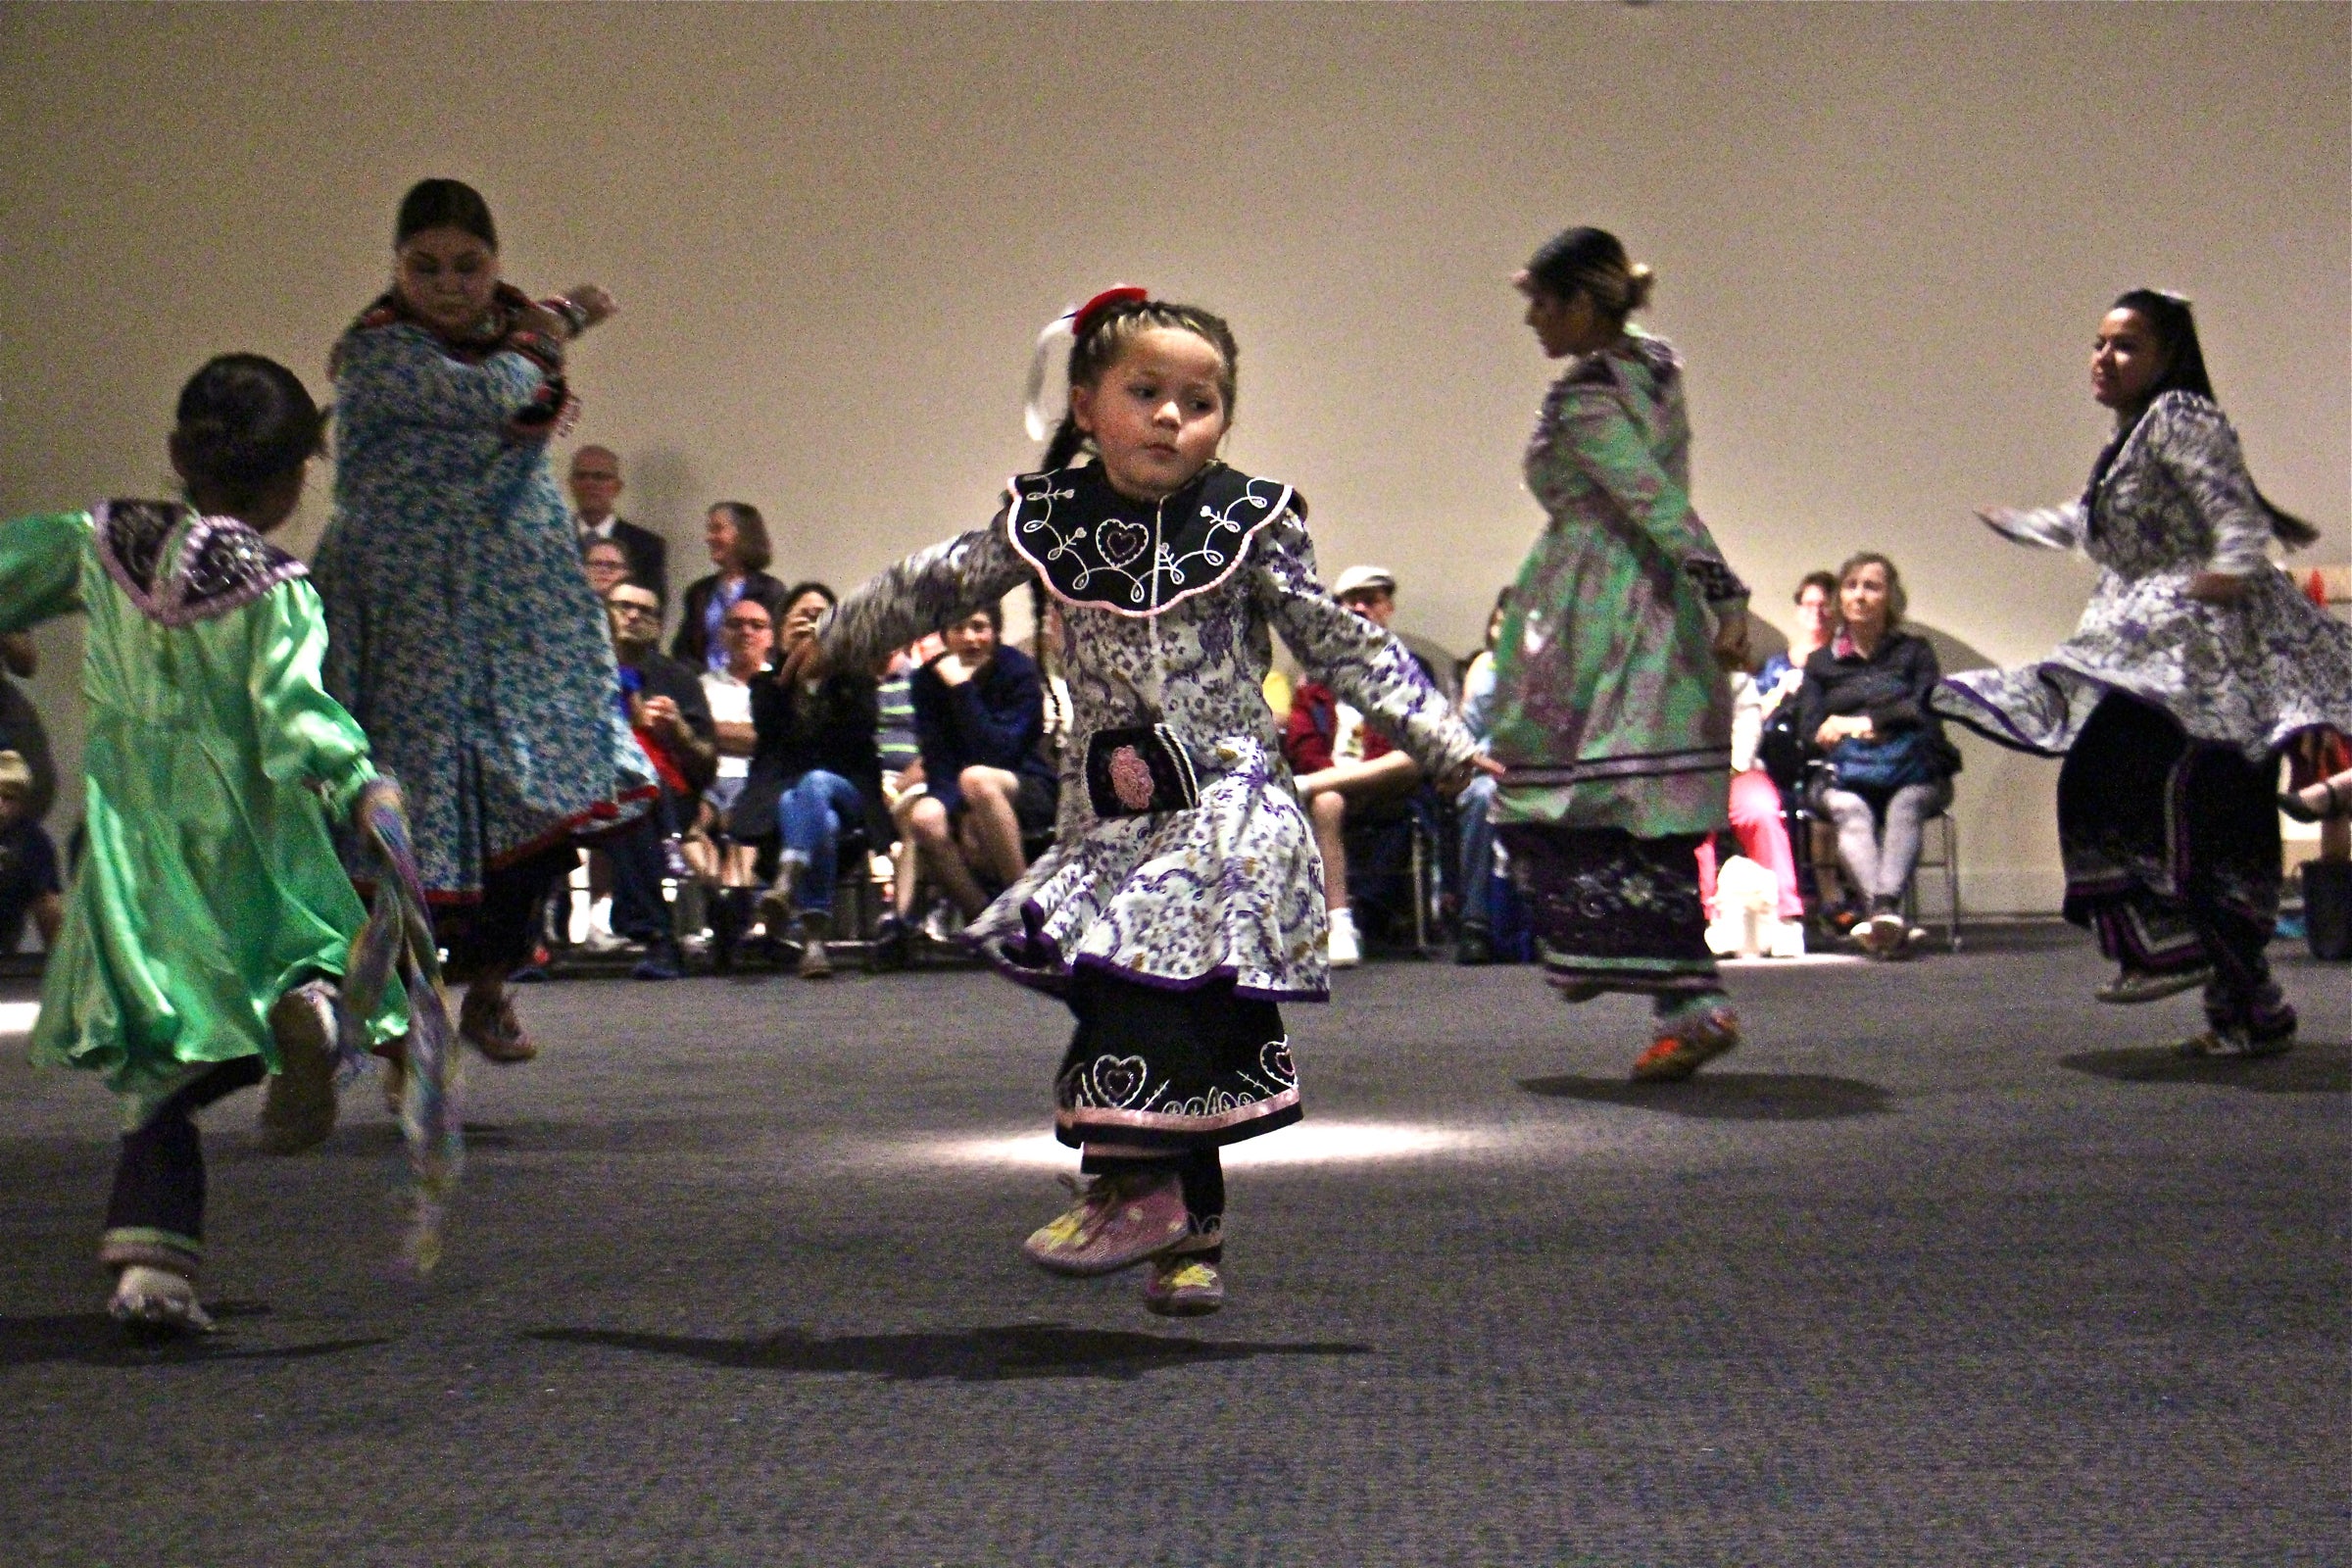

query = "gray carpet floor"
[{"left": 0, "top": 925, "right": 2343, "bottom": 1566}]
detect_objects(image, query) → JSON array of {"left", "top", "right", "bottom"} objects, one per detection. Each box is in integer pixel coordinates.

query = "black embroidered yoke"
[
  {"left": 94, "top": 500, "right": 307, "bottom": 627},
  {"left": 1004, "top": 462, "right": 1298, "bottom": 617}
]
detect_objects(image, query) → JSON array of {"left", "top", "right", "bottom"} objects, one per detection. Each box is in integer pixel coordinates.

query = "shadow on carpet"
[
  {"left": 0, "top": 1303, "right": 390, "bottom": 1368},
  {"left": 1515, "top": 1070, "right": 1891, "bottom": 1120},
  {"left": 2059, "top": 1041, "right": 2349, "bottom": 1095},
  {"left": 526, "top": 1321, "right": 1373, "bottom": 1382}
]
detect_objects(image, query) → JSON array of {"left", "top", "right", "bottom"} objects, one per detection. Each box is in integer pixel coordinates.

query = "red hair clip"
[{"left": 1071, "top": 284, "right": 1150, "bottom": 339}]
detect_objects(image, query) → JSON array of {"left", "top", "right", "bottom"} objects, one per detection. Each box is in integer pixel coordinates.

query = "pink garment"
[{"left": 1696, "top": 768, "right": 1805, "bottom": 920}]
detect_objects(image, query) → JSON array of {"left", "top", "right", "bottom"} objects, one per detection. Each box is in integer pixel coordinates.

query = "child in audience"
[
  {"left": 790, "top": 288, "right": 1485, "bottom": 1314},
  {"left": 0, "top": 355, "right": 408, "bottom": 1331}
]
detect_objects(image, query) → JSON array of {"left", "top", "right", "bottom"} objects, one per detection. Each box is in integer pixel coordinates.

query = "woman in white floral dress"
[
  {"left": 799, "top": 290, "right": 1484, "bottom": 1314},
  {"left": 1936, "top": 289, "right": 2351, "bottom": 1057}
]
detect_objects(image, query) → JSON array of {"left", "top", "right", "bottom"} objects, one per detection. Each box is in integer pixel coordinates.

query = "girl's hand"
[
  {"left": 353, "top": 777, "right": 410, "bottom": 863},
  {"left": 563, "top": 284, "right": 619, "bottom": 330},
  {"left": 2186, "top": 570, "right": 2250, "bottom": 605}
]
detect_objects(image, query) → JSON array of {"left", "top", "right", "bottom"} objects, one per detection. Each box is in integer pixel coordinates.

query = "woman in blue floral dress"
[{"left": 314, "top": 179, "right": 653, "bottom": 1060}]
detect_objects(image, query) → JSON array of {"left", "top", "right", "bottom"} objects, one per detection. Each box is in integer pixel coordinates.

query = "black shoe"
[
  {"left": 632, "top": 941, "right": 684, "bottom": 981},
  {"left": 1454, "top": 925, "right": 1494, "bottom": 966}
]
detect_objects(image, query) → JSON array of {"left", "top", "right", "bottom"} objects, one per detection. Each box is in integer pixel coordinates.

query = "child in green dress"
[{"left": 0, "top": 355, "right": 407, "bottom": 1331}]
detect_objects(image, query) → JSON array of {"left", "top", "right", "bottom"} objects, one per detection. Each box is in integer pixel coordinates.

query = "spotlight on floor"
[{"left": 0, "top": 1001, "right": 39, "bottom": 1036}]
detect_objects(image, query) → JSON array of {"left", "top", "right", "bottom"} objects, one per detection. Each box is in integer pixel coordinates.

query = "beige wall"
[{"left": 3, "top": 3, "right": 2344, "bottom": 911}]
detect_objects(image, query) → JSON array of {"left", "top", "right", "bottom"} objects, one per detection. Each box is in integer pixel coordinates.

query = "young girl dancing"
[
  {"left": 792, "top": 288, "right": 1484, "bottom": 1313},
  {"left": 0, "top": 355, "right": 408, "bottom": 1330}
]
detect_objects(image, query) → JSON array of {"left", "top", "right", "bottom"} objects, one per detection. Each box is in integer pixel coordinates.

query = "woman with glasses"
[{"left": 313, "top": 178, "right": 656, "bottom": 1065}]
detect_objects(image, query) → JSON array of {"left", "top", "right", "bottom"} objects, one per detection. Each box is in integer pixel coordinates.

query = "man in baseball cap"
[{"left": 1279, "top": 565, "right": 1427, "bottom": 967}]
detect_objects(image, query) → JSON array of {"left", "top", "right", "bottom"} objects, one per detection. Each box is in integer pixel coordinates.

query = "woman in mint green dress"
[
  {"left": 1487, "top": 227, "right": 1752, "bottom": 1083},
  {"left": 0, "top": 356, "right": 405, "bottom": 1331}
]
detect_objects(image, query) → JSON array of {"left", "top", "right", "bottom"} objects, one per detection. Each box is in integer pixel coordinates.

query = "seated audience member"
[
  {"left": 1695, "top": 667, "right": 1809, "bottom": 950},
  {"left": 901, "top": 603, "right": 1057, "bottom": 930},
  {"left": 0, "top": 752, "right": 62, "bottom": 954},
  {"left": 1797, "top": 552, "right": 1960, "bottom": 959},
  {"left": 1757, "top": 569, "right": 1838, "bottom": 714},
  {"left": 582, "top": 536, "right": 634, "bottom": 601},
  {"left": 875, "top": 634, "right": 940, "bottom": 921},
  {"left": 1453, "top": 588, "right": 1509, "bottom": 963},
  {"left": 674, "top": 501, "right": 788, "bottom": 673},
  {"left": 606, "top": 580, "right": 717, "bottom": 978},
  {"left": 1750, "top": 568, "right": 1843, "bottom": 921},
  {"left": 1282, "top": 564, "right": 1428, "bottom": 968},
  {"left": 736, "top": 584, "right": 889, "bottom": 978},
  {"left": 690, "top": 593, "right": 775, "bottom": 895},
  {"left": 569, "top": 445, "right": 668, "bottom": 606}
]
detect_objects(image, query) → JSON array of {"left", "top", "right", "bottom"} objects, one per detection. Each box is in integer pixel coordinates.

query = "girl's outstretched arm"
[
  {"left": 0, "top": 512, "right": 90, "bottom": 634},
  {"left": 1250, "top": 516, "right": 1477, "bottom": 780},
  {"left": 247, "top": 578, "right": 378, "bottom": 816},
  {"left": 814, "top": 513, "right": 1031, "bottom": 675}
]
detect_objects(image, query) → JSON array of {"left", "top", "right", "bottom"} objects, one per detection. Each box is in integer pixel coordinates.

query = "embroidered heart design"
[
  {"left": 1107, "top": 746, "right": 1155, "bottom": 810},
  {"left": 1091, "top": 1054, "right": 1150, "bottom": 1107},
  {"left": 1095, "top": 517, "right": 1150, "bottom": 567}
]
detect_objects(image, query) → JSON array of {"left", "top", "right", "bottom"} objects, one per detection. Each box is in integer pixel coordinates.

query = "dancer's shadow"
[
  {"left": 526, "top": 1321, "right": 1372, "bottom": 1383},
  {"left": 0, "top": 1303, "right": 390, "bottom": 1368},
  {"left": 1517, "top": 1071, "right": 1892, "bottom": 1121},
  {"left": 2060, "top": 1042, "right": 2349, "bottom": 1095}
]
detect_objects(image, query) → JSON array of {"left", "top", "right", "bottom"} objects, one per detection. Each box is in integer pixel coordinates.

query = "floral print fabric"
[
  {"left": 816, "top": 472, "right": 1478, "bottom": 1001},
  {"left": 1936, "top": 391, "right": 2352, "bottom": 761},
  {"left": 314, "top": 322, "right": 654, "bottom": 900},
  {"left": 1486, "top": 330, "right": 1747, "bottom": 840}
]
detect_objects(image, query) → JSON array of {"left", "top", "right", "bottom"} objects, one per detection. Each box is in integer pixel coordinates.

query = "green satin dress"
[{"left": 0, "top": 503, "right": 406, "bottom": 1126}]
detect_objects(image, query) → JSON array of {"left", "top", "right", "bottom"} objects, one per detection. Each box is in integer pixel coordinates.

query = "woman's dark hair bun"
[
  {"left": 172, "top": 354, "right": 325, "bottom": 490},
  {"left": 396, "top": 177, "right": 498, "bottom": 250}
]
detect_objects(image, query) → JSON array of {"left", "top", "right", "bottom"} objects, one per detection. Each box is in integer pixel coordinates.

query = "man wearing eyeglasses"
[
  {"left": 604, "top": 580, "right": 715, "bottom": 978},
  {"left": 568, "top": 446, "right": 668, "bottom": 611}
]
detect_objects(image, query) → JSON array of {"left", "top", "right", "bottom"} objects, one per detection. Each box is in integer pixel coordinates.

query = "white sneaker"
[{"left": 1327, "top": 906, "right": 1361, "bottom": 969}]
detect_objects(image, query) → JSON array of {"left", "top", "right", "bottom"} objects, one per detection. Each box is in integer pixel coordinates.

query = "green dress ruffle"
[{"left": 0, "top": 507, "right": 406, "bottom": 1126}]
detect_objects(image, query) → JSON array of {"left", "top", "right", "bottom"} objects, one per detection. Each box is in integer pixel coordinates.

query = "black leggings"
[
  {"left": 433, "top": 845, "right": 576, "bottom": 981},
  {"left": 100, "top": 1055, "right": 269, "bottom": 1274}
]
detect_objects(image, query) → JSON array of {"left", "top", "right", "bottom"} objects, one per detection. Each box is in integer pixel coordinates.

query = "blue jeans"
[
  {"left": 1455, "top": 772, "right": 1498, "bottom": 927},
  {"left": 777, "top": 770, "right": 865, "bottom": 913}
]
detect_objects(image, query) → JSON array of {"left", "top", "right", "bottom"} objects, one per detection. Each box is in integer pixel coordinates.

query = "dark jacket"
[
  {"left": 579, "top": 516, "right": 669, "bottom": 608},
  {"left": 0, "top": 677, "right": 57, "bottom": 825},
  {"left": 671, "top": 570, "right": 788, "bottom": 670},
  {"left": 910, "top": 644, "right": 1054, "bottom": 815},
  {"left": 619, "top": 648, "right": 718, "bottom": 796},
  {"left": 731, "top": 669, "right": 890, "bottom": 845},
  {"left": 1795, "top": 627, "right": 1959, "bottom": 778}
]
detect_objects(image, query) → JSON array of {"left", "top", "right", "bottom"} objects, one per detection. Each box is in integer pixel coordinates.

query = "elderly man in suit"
[{"left": 568, "top": 445, "right": 668, "bottom": 609}]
